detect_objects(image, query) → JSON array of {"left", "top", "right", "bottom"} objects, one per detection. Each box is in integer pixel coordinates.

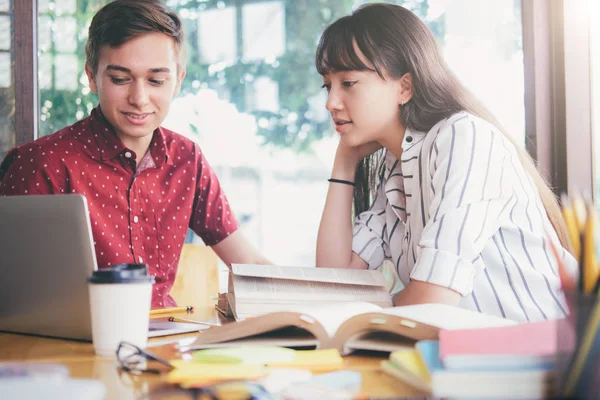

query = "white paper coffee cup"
[{"left": 87, "top": 264, "right": 155, "bottom": 356}]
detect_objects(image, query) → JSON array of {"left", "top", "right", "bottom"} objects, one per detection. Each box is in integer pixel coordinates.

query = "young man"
[{"left": 0, "top": 0, "right": 270, "bottom": 307}]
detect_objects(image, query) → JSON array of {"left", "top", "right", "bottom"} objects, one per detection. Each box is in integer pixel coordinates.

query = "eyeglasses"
[
  {"left": 116, "top": 341, "right": 174, "bottom": 375},
  {"left": 117, "top": 342, "right": 273, "bottom": 399}
]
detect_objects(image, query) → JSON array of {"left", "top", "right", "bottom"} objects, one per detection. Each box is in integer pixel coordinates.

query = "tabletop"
[{"left": 0, "top": 306, "right": 425, "bottom": 399}]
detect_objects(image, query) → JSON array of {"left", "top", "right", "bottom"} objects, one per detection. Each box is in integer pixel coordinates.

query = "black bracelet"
[{"left": 328, "top": 178, "right": 356, "bottom": 187}]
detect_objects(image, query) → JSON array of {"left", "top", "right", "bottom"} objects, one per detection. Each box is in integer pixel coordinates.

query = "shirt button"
[
  {"left": 124, "top": 151, "right": 132, "bottom": 158},
  {"left": 133, "top": 216, "right": 139, "bottom": 223},
  {"left": 405, "top": 136, "right": 413, "bottom": 143},
  {"left": 138, "top": 256, "right": 144, "bottom": 263}
]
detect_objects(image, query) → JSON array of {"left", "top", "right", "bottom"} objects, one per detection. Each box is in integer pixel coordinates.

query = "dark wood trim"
[
  {"left": 521, "top": 0, "right": 567, "bottom": 194},
  {"left": 547, "top": 0, "right": 568, "bottom": 196},
  {"left": 522, "top": 0, "right": 553, "bottom": 182},
  {"left": 13, "top": 0, "right": 37, "bottom": 145}
]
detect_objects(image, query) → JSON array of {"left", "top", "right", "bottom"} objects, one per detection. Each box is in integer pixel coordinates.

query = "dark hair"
[
  {"left": 85, "top": 0, "right": 185, "bottom": 74},
  {"left": 316, "top": 3, "right": 571, "bottom": 251}
]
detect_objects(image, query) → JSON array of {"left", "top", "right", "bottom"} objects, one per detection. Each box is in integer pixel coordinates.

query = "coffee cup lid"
[{"left": 88, "top": 263, "right": 155, "bottom": 284}]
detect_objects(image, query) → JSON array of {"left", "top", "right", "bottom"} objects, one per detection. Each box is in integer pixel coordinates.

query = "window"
[
  {"left": 0, "top": 0, "right": 14, "bottom": 160},
  {"left": 38, "top": 0, "right": 99, "bottom": 136},
  {"left": 38, "top": 0, "right": 525, "bottom": 269}
]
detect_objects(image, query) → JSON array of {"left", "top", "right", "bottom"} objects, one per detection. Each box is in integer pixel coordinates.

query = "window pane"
[
  {"left": 39, "top": 0, "right": 526, "bottom": 273},
  {"left": 0, "top": 2, "right": 14, "bottom": 160},
  {"left": 197, "top": 7, "right": 236, "bottom": 64},
  {"left": 442, "top": 0, "right": 524, "bottom": 142},
  {"left": 38, "top": 1, "right": 97, "bottom": 138},
  {"left": 242, "top": 2, "right": 285, "bottom": 61}
]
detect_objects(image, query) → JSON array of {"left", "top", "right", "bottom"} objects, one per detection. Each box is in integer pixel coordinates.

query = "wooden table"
[{"left": 0, "top": 307, "right": 424, "bottom": 399}]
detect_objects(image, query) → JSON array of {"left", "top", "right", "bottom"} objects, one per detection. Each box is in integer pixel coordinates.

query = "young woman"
[{"left": 315, "top": 3, "right": 576, "bottom": 322}]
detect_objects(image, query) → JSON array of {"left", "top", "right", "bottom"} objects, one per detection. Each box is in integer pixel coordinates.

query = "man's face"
[{"left": 85, "top": 32, "right": 185, "bottom": 144}]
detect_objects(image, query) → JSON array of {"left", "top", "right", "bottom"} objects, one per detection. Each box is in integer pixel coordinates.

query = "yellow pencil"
[
  {"left": 168, "top": 316, "right": 220, "bottom": 327},
  {"left": 582, "top": 203, "right": 600, "bottom": 294},
  {"left": 150, "top": 306, "right": 194, "bottom": 316},
  {"left": 561, "top": 194, "right": 582, "bottom": 264}
]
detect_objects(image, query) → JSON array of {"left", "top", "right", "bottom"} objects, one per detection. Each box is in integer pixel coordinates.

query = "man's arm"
[{"left": 211, "top": 230, "right": 272, "bottom": 267}]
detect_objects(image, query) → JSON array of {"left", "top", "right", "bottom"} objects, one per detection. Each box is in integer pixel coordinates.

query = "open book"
[
  {"left": 184, "top": 301, "right": 517, "bottom": 356},
  {"left": 228, "top": 264, "right": 393, "bottom": 320}
]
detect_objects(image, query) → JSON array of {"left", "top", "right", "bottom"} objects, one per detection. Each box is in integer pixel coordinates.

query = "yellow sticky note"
[
  {"left": 267, "top": 349, "right": 344, "bottom": 372},
  {"left": 390, "top": 349, "right": 430, "bottom": 382}
]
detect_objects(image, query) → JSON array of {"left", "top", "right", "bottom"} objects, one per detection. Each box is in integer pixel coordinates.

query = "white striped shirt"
[{"left": 352, "top": 112, "right": 577, "bottom": 322}]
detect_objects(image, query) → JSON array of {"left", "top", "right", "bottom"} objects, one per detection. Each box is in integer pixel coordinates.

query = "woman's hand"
[{"left": 332, "top": 140, "right": 382, "bottom": 180}]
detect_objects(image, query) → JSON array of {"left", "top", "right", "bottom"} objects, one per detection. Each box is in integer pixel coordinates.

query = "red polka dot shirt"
[{"left": 0, "top": 108, "right": 239, "bottom": 307}]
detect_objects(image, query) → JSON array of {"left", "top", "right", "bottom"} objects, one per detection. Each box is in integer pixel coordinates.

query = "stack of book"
[{"left": 382, "top": 319, "right": 567, "bottom": 399}]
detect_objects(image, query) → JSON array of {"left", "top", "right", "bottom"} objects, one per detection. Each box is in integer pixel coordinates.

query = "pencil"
[
  {"left": 150, "top": 306, "right": 194, "bottom": 316},
  {"left": 168, "top": 316, "right": 220, "bottom": 327}
]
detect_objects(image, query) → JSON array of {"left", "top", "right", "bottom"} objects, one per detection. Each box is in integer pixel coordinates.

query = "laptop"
[{"left": 0, "top": 194, "right": 206, "bottom": 340}]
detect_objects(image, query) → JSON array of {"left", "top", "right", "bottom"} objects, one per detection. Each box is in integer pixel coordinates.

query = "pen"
[
  {"left": 150, "top": 306, "right": 194, "bottom": 316},
  {"left": 168, "top": 316, "right": 220, "bottom": 327}
]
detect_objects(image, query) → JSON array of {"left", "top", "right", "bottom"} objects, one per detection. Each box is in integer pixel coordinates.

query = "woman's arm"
[
  {"left": 393, "top": 280, "right": 461, "bottom": 306},
  {"left": 316, "top": 142, "right": 380, "bottom": 269}
]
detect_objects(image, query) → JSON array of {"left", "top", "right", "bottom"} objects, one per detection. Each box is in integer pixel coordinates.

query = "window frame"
[{"left": 13, "top": 0, "right": 38, "bottom": 145}]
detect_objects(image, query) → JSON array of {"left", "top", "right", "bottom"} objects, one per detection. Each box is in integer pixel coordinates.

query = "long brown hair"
[
  {"left": 315, "top": 3, "right": 571, "bottom": 251},
  {"left": 85, "top": 0, "right": 186, "bottom": 74}
]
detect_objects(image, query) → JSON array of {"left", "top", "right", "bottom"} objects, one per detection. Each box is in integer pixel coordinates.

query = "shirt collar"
[
  {"left": 401, "top": 126, "right": 427, "bottom": 154},
  {"left": 83, "top": 107, "right": 173, "bottom": 167},
  {"left": 384, "top": 126, "right": 427, "bottom": 171}
]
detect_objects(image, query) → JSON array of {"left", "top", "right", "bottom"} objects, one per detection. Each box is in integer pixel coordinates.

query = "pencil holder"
[{"left": 555, "top": 290, "right": 600, "bottom": 399}]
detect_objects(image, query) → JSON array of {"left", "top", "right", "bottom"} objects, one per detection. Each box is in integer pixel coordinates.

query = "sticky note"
[{"left": 190, "top": 346, "right": 296, "bottom": 365}]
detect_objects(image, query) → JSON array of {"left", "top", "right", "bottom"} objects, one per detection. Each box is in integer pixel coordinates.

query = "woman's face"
[{"left": 321, "top": 45, "right": 407, "bottom": 148}]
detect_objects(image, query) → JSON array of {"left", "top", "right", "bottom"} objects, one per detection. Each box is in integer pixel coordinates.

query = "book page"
[
  {"left": 292, "top": 302, "right": 383, "bottom": 338},
  {"left": 232, "top": 275, "right": 391, "bottom": 303},
  {"left": 345, "top": 332, "right": 415, "bottom": 353},
  {"left": 380, "top": 304, "right": 517, "bottom": 330},
  {"left": 232, "top": 264, "right": 388, "bottom": 287}
]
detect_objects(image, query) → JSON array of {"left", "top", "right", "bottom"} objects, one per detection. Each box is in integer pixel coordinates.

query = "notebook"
[
  {"left": 439, "top": 319, "right": 563, "bottom": 370},
  {"left": 380, "top": 349, "right": 431, "bottom": 393},
  {"left": 416, "top": 340, "right": 554, "bottom": 399}
]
